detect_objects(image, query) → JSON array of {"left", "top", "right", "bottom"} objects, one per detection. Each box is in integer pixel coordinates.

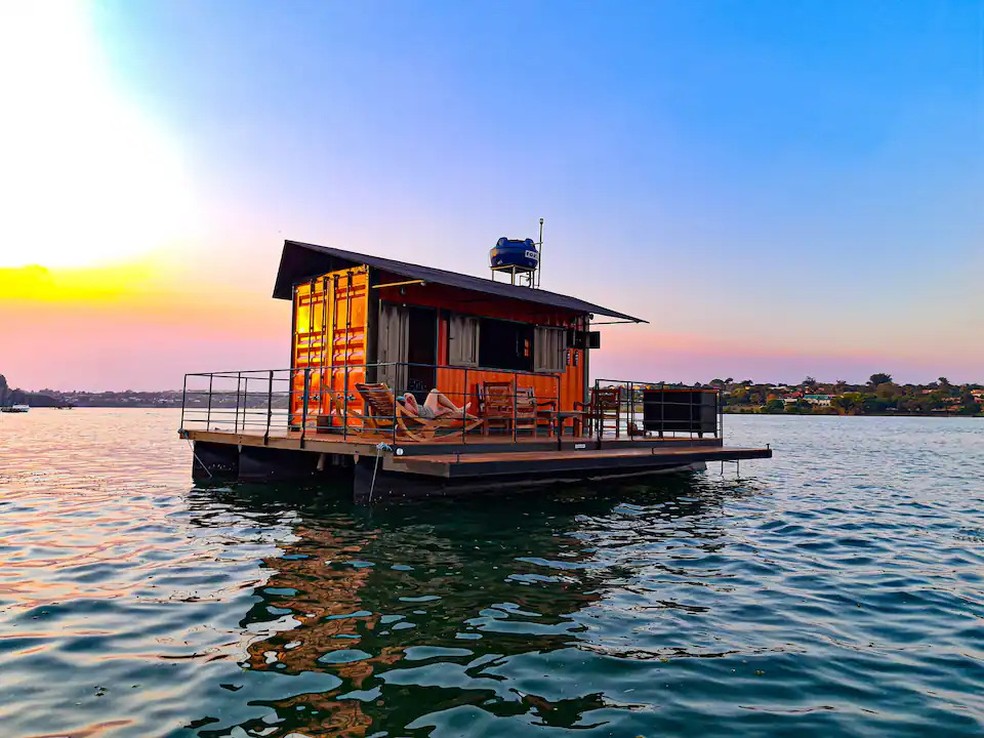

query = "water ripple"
[{"left": 0, "top": 409, "right": 981, "bottom": 737}]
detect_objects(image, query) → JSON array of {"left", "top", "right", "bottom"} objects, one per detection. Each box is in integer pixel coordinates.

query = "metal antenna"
[{"left": 536, "top": 217, "right": 544, "bottom": 288}]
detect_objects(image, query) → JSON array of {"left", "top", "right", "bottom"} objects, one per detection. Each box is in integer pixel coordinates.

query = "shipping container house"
[{"left": 277, "top": 241, "right": 640, "bottom": 428}]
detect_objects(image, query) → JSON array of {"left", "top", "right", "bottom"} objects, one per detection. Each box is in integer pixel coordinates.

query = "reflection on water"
[
  {"left": 0, "top": 410, "right": 982, "bottom": 737},
  {"left": 192, "top": 479, "right": 728, "bottom": 736}
]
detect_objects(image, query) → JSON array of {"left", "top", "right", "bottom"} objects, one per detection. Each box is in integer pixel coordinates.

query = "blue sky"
[{"left": 1, "top": 1, "right": 981, "bottom": 389}]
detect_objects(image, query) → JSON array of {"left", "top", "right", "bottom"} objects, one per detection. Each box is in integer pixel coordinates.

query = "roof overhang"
[{"left": 273, "top": 240, "right": 647, "bottom": 323}]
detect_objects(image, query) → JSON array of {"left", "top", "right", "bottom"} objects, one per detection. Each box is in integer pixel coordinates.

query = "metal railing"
[
  {"left": 178, "top": 364, "right": 723, "bottom": 445},
  {"left": 179, "top": 362, "right": 563, "bottom": 446},
  {"left": 593, "top": 378, "right": 723, "bottom": 440}
]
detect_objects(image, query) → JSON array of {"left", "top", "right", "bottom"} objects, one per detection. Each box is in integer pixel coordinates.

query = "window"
[
  {"left": 478, "top": 318, "right": 533, "bottom": 372},
  {"left": 534, "top": 326, "right": 566, "bottom": 373},
  {"left": 448, "top": 314, "right": 479, "bottom": 367}
]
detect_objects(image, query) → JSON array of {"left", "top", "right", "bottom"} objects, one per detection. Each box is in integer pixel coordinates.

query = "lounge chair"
[{"left": 353, "top": 383, "right": 483, "bottom": 442}]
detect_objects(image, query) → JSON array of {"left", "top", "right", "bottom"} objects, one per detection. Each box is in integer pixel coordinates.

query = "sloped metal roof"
[{"left": 273, "top": 240, "right": 646, "bottom": 323}]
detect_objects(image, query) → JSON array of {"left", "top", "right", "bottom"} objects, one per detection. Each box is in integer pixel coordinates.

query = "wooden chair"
[
  {"left": 353, "top": 383, "right": 483, "bottom": 442},
  {"left": 315, "top": 390, "right": 362, "bottom": 435},
  {"left": 575, "top": 386, "right": 622, "bottom": 438},
  {"left": 478, "top": 381, "right": 537, "bottom": 436},
  {"left": 518, "top": 386, "right": 557, "bottom": 436},
  {"left": 315, "top": 390, "right": 344, "bottom": 434}
]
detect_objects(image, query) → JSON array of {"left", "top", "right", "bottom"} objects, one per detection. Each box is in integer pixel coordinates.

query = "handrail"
[
  {"left": 264, "top": 369, "right": 273, "bottom": 444},
  {"left": 594, "top": 377, "right": 720, "bottom": 390},
  {"left": 184, "top": 362, "right": 565, "bottom": 379},
  {"left": 592, "top": 378, "right": 722, "bottom": 440},
  {"left": 179, "top": 373, "right": 187, "bottom": 430},
  {"left": 302, "top": 369, "right": 311, "bottom": 447},
  {"left": 180, "top": 363, "right": 722, "bottom": 444}
]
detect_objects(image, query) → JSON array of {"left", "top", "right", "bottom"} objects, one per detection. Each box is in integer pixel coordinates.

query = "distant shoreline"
[
  {"left": 4, "top": 374, "right": 981, "bottom": 417},
  {"left": 724, "top": 408, "right": 981, "bottom": 418},
  {"left": 9, "top": 405, "right": 980, "bottom": 418}
]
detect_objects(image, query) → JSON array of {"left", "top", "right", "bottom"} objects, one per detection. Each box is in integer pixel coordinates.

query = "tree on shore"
[
  {"left": 875, "top": 382, "right": 902, "bottom": 402},
  {"left": 720, "top": 372, "right": 981, "bottom": 417},
  {"left": 833, "top": 392, "right": 865, "bottom": 414},
  {"left": 869, "top": 372, "right": 893, "bottom": 387},
  {"left": 763, "top": 398, "right": 785, "bottom": 413},
  {"left": 785, "top": 399, "right": 814, "bottom": 414}
]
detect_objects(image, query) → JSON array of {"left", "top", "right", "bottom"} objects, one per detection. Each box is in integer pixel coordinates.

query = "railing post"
[
  {"left": 592, "top": 378, "right": 599, "bottom": 438},
  {"left": 512, "top": 377, "right": 518, "bottom": 443},
  {"left": 556, "top": 372, "right": 562, "bottom": 447},
  {"left": 343, "top": 364, "right": 349, "bottom": 442},
  {"left": 392, "top": 362, "right": 399, "bottom": 447},
  {"left": 180, "top": 374, "right": 187, "bottom": 431},
  {"left": 596, "top": 383, "right": 602, "bottom": 444},
  {"left": 206, "top": 373, "right": 213, "bottom": 429},
  {"left": 245, "top": 375, "right": 250, "bottom": 431},
  {"left": 689, "top": 387, "right": 695, "bottom": 440},
  {"left": 463, "top": 366, "right": 468, "bottom": 445},
  {"left": 301, "top": 368, "right": 310, "bottom": 449},
  {"left": 625, "top": 381, "right": 631, "bottom": 438},
  {"left": 718, "top": 387, "right": 723, "bottom": 440},
  {"left": 660, "top": 382, "right": 665, "bottom": 438},
  {"left": 264, "top": 370, "right": 273, "bottom": 445},
  {"left": 234, "top": 371, "right": 242, "bottom": 433}
]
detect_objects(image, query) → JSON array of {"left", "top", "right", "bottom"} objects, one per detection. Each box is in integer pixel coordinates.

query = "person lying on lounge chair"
[{"left": 398, "top": 389, "right": 477, "bottom": 420}]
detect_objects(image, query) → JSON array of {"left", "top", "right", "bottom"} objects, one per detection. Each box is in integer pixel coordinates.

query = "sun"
[{"left": 0, "top": 3, "right": 195, "bottom": 269}]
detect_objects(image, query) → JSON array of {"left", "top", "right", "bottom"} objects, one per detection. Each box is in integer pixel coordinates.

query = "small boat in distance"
[{"left": 1, "top": 404, "right": 30, "bottom": 413}]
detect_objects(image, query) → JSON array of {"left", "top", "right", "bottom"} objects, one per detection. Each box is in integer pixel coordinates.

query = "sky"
[{"left": 0, "top": 0, "right": 981, "bottom": 391}]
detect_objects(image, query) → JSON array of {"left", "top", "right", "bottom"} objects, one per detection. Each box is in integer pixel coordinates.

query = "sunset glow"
[
  {"left": 0, "top": 3, "right": 195, "bottom": 269},
  {"left": 0, "top": 262, "right": 159, "bottom": 302},
  {"left": 0, "top": 1, "right": 980, "bottom": 391}
]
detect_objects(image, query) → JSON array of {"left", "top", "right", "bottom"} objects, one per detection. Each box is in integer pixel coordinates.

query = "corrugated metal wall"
[
  {"left": 433, "top": 312, "right": 585, "bottom": 413},
  {"left": 290, "top": 265, "right": 589, "bottom": 428},
  {"left": 291, "top": 266, "right": 369, "bottom": 424}
]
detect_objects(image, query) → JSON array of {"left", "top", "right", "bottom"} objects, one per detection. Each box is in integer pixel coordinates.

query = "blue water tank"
[{"left": 490, "top": 237, "right": 538, "bottom": 271}]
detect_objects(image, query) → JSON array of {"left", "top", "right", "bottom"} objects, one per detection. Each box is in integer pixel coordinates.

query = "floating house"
[{"left": 179, "top": 238, "right": 771, "bottom": 501}]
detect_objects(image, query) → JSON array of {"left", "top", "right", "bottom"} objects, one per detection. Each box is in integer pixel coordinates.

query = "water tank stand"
[{"left": 490, "top": 265, "right": 534, "bottom": 286}]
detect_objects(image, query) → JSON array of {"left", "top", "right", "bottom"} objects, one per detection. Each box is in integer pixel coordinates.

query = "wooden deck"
[
  {"left": 387, "top": 445, "right": 772, "bottom": 479},
  {"left": 181, "top": 426, "right": 728, "bottom": 456},
  {"left": 182, "top": 426, "right": 771, "bottom": 502}
]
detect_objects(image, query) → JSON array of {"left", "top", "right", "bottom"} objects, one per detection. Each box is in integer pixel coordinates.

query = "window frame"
[
  {"left": 447, "top": 313, "right": 480, "bottom": 367},
  {"left": 533, "top": 325, "right": 566, "bottom": 373}
]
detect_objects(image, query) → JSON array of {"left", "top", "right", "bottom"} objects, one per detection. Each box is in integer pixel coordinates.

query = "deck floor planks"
[
  {"left": 184, "top": 430, "right": 716, "bottom": 443},
  {"left": 386, "top": 444, "right": 772, "bottom": 478},
  {"left": 182, "top": 429, "right": 772, "bottom": 483},
  {"left": 402, "top": 445, "right": 765, "bottom": 464},
  {"left": 182, "top": 427, "right": 769, "bottom": 481},
  {"left": 182, "top": 428, "right": 720, "bottom": 452}
]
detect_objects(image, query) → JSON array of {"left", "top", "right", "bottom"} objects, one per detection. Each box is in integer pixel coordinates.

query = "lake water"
[{"left": 1, "top": 410, "right": 981, "bottom": 737}]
